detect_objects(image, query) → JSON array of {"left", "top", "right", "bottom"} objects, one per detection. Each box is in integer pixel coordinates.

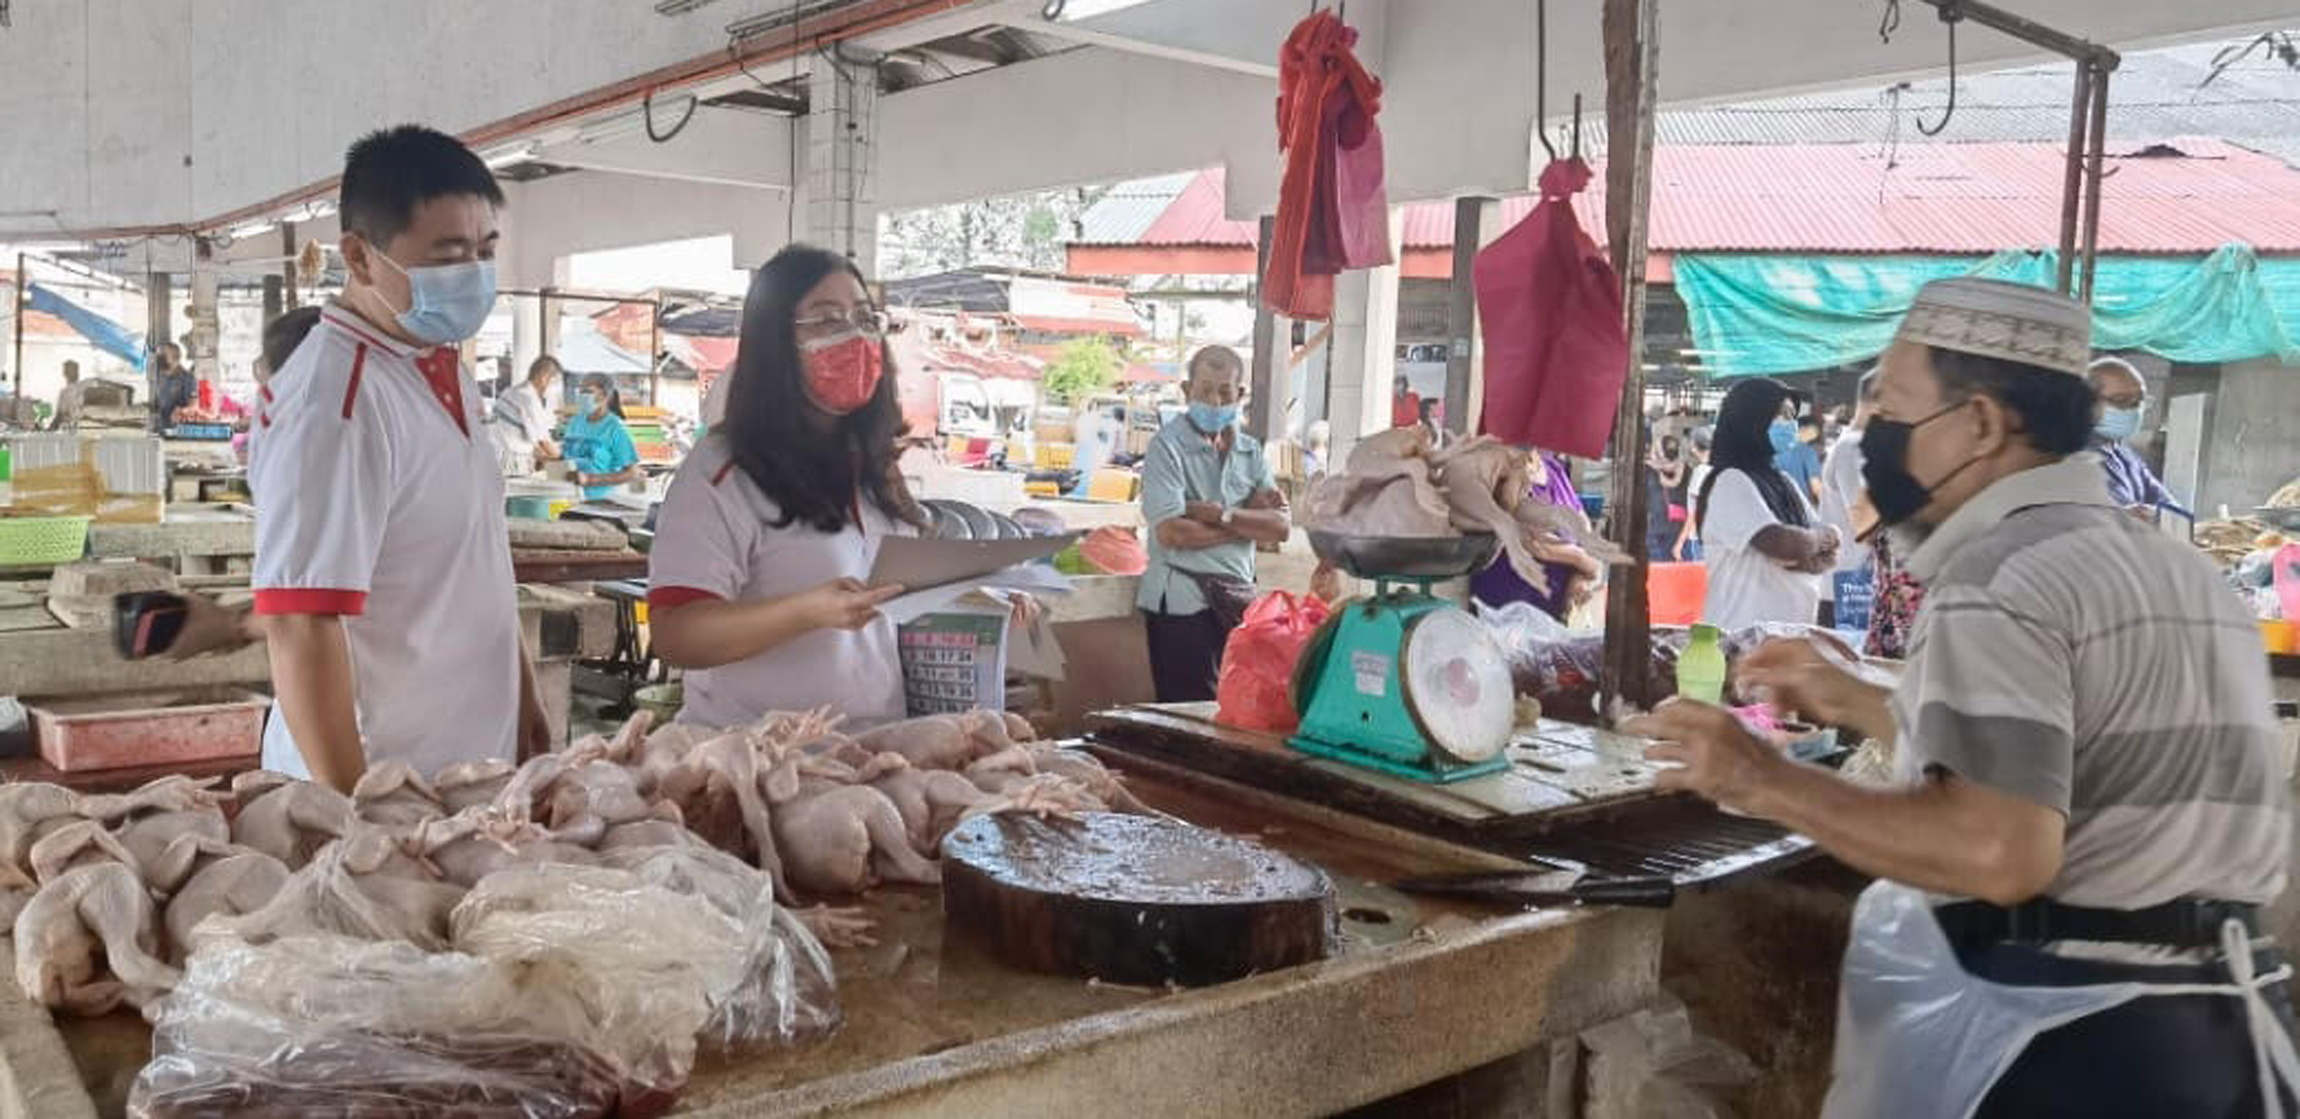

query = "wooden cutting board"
[{"left": 941, "top": 811, "right": 1337, "bottom": 987}]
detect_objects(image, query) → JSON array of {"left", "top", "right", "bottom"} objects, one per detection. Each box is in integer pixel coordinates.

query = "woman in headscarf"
[{"left": 1693, "top": 378, "right": 1840, "bottom": 629}]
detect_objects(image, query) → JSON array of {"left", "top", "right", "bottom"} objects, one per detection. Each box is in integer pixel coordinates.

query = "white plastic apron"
[{"left": 1823, "top": 881, "right": 2300, "bottom": 1119}]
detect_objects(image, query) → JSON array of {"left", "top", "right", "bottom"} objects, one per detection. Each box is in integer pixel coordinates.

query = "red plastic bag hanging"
[
  {"left": 1473, "top": 158, "right": 1629, "bottom": 460},
  {"left": 1215, "top": 591, "right": 1333, "bottom": 733},
  {"left": 1265, "top": 10, "right": 1384, "bottom": 321}
]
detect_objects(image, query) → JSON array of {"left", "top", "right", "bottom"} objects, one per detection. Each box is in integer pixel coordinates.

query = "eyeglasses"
[{"left": 794, "top": 308, "right": 888, "bottom": 337}]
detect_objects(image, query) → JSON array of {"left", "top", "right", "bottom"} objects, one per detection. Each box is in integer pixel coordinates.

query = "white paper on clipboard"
[{"left": 867, "top": 533, "right": 1077, "bottom": 594}]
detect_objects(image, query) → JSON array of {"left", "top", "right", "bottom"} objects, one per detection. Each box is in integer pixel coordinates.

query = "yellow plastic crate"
[
  {"left": 1086, "top": 468, "right": 1139, "bottom": 502},
  {"left": 1036, "top": 442, "right": 1076, "bottom": 470}
]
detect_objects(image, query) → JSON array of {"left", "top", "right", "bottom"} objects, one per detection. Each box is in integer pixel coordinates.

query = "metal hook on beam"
[{"left": 1536, "top": 0, "right": 1556, "bottom": 160}]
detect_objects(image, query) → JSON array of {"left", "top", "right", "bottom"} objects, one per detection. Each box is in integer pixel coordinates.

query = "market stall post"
[
  {"left": 1248, "top": 214, "right": 1278, "bottom": 441},
  {"left": 1443, "top": 197, "right": 1500, "bottom": 436},
  {"left": 1600, "top": 0, "right": 1663, "bottom": 711}
]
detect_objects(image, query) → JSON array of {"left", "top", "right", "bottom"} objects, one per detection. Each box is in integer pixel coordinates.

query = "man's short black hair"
[
  {"left": 338, "top": 125, "right": 505, "bottom": 248},
  {"left": 262, "top": 306, "right": 322, "bottom": 375},
  {"left": 1927, "top": 346, "right": 2096, "bottom": 456}
]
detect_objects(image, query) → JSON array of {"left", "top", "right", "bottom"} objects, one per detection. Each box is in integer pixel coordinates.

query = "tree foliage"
[
  {"left": 878, "top": 185, "right": 1108, "bottom": 279},
  {"left": 1042, "top": 335, "right": 1122, "bottom": 405}
]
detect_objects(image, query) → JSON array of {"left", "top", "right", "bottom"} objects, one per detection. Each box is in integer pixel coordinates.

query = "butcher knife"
[{"left": 1388, "top": 870, "right": 1676, "bottom": 909}]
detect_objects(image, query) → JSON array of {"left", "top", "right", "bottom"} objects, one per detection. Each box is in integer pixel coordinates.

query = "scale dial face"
[{"left": 1399, "top": 606, "right": 1515, "bottom": 763}]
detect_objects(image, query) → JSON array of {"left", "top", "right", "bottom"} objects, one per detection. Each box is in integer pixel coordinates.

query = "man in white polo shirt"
[{"left": 253, "top": 124, "right": 547, "bottom": 791}]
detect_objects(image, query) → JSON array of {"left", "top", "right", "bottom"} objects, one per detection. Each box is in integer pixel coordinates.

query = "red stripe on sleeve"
[
  {"left": 647, "top": 586, "right": 723, "bottom": 613},
  {"left": 709, "top": 461, "right": 736, "bottom": 486},
  {"left": 341, "top": 344, "right": 367, "bottom": 420},
  {"left": 253, "top": 588, "right": 369, "bottom": 616}
]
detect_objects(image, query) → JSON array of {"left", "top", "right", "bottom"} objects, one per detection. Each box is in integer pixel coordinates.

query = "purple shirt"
[
  {"left": 2093, "top": 438, "right": 2187, "bottom": 517},
  {"left": 1471, "top": 452, "right": 1583, "bottom": 620}
]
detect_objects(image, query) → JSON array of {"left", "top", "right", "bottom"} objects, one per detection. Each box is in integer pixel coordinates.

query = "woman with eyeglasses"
[{"left": 645, "top": 245, "right": 925, "bottom": 727}]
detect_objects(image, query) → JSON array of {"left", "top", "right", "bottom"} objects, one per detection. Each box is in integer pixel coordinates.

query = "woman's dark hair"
[
  {"left": 721, "top": 244, "right": 920, "bottom": 533},
  {"left": 1927, "top": 346, "right": 2096, "bottom": 456},
  {"left": 1697, "top": 377, "right": 1812, "bottom": 531},
  {"left": 528, "top": 355, "right": 562, "bottom": 384},
  {"left": 579, "top": 373, "right": 625, "bottom": 420}
]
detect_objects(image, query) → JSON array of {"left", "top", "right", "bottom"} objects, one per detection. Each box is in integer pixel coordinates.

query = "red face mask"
[{"left": 799, "top": 331, "right": 884, "bottom": 414}]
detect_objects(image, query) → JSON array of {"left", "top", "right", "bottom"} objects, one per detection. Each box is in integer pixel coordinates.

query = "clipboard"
[{"left": 867, "top": 532, "right": 1079, "bottom": 595}]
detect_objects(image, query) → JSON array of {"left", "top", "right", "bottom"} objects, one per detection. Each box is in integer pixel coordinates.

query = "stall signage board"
[{"left": 1832, "top": 569, "right": 1874, "bottom": 636}]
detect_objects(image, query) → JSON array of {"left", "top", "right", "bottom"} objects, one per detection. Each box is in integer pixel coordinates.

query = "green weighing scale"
[{"left": 1289, "top": 530, "right": 1518, "bottom": 783}]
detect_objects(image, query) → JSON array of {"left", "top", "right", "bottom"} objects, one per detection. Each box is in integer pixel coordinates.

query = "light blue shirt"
[
  {"left": 1136, "top": 416, "right": 1274, "bottom": 615},
  {"left": 562, "top": 409, "right": 639, "bottom": 499}
]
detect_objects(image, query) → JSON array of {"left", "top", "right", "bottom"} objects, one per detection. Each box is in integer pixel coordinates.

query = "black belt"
[{"left": 1934, "top": 896, "right": 2261, "bottom": 951}]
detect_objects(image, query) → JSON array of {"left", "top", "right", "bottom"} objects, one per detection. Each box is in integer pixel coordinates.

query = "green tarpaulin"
[{"left": 1674, "top": 245, "right": 2300, "bottom": 377}]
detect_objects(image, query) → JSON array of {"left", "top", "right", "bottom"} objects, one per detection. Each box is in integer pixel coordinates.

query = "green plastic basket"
[{"left": 0, "top": 516, "right": 92, "bottom": 566}]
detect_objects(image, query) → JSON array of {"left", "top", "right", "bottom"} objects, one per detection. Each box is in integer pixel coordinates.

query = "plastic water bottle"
[{"left": 1678, "top": 622, "right": 1727, "bottom": 705}]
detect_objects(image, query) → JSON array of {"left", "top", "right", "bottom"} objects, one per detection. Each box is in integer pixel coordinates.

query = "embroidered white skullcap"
[{"left": 1894, "top": 277, "right": 2091, "bottom": 377}]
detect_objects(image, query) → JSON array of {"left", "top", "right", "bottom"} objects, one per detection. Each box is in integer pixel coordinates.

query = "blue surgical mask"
[
  {"left": 1189, "top": 402, "right": 1239, "bottom": 433},
  {"left": 370, "top": 252, "right": 498, "bottom": 345},
  {"left": 1769, "top": 419, "right": 1799, "bottom": 455},
  {"left": 2095, "top": 405, "right": 2141, "bottom": 443}
]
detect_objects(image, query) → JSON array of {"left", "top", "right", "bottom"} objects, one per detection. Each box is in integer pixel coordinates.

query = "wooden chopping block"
[{"left": 942, "top": 811, "right": 1337, "bottom": 987}]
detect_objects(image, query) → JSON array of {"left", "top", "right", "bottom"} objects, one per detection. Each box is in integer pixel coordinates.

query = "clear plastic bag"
[
  {"left": 465, "top": 844, "right": 841, "bottom": 1057},
  {"left": 593, "top": 844, "right": 841, "bottom": 1049},
  {"left": 129, "top": 935, "right": 656, "bottom": 1119}
]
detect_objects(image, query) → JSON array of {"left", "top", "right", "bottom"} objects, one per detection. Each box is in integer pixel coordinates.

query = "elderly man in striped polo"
[{"left": 1631, "top": 277, "right": 2296, "bottom": 1117}]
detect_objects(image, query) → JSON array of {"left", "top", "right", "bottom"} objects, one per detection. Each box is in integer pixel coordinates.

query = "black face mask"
[{"left": 1859, "top": 401, "right": 1976, "bottom": 528}]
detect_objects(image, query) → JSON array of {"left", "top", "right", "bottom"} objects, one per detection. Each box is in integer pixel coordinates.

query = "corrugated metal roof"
[
  {"left": 1577, "top": 33, "right": 2300, "bottom": 158},
  {"left": 1074, "top": 139, "right": 2300, "bottom": 255},
  {"left": 1069, "top": 31, "right": 2300, "bottom": 256},
  {"left": 1073, "top": 171, "right": 1203, "bottom": 245}
]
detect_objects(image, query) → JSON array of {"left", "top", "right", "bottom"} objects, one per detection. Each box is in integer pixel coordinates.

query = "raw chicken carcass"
[
  {"left": 854, "top": 711, "right": 1021, "bottom": 772},
  {"left": 351, "top": 762, "right": 446, "bottom": 828},
  {"left": 597, "top": 819, "right": 698, "bottom": 853},
  {"left": 545, "top": 761, "right": 665, "bottom": 832},
  {"left": 16, "top": 862, "right": 179, "bottom": 1015},
  {"left": 1027, "top": 746, "right": 1157, "bottom": 816},
  {"left": 231, "top": 781, "right": 353, "bottom": 868},
  {"left": 771, "top": 786, "right": 942, "bottom": 895},
  {"left": 1433, "top": 436, "right": 1550, "bottom": 593},
  {"left": 657, "top": 732, "right": 787, "bottom": 897},
  {"left": 205, "top": 832, "right": 466, "bottom": 951},
  {"left": 76, "top": 775, "right": 224, "bottom": 825},
  {"left": 161, "top": 851, "right": 290, "bottom": 965},
  {"left": 28, "top": 819, "right": 140, "bottom": 885},
  {"left": 0, "top": 784, "right": 82, "bottom": 888},
  {"left": 869, "top": 765, "right": 990, "bottom": 852},
  {"left": 956, "top": 773, "right": 1108, "bottom": 830},
  {"left": 116, "top": 807, "right": 233, "bottom": 892},
  {"left": 405, "top": 810, "right": 598, "bottom": 889},
  {"left": 433, "top": 760, "right": 516, "bottom": 814}
]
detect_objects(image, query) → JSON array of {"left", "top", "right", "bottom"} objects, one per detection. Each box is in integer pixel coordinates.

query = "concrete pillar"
[
  {"left": 806, "top": 48, "right": 881, "bottom": 276},
  {"left": 1325, "top": 208, "right": 1405, "bottom": 467},
  {"left": 187, "top": 265, "right": 220, "bottom": 383}
]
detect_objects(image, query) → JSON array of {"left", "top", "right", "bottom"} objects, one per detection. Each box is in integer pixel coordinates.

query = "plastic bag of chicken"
[
  {"left": 1216, "top": 591, "right": 1333, "bottom": 733},
  {"left": 128, "top": 934, "right": 661, "bottom": 1119}
]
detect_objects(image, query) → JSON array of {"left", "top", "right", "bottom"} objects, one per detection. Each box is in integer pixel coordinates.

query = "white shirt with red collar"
[
  {"left": 646, "top": 435, "right": 912, "bottom": 729},
  {"left": 250, "top": 306, "right": 520, "bottom": 778}
]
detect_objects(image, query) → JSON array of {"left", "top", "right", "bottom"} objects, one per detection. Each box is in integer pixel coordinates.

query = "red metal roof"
[{"left": 1086, "top": 140, "right": 2300, "bottom": 257}]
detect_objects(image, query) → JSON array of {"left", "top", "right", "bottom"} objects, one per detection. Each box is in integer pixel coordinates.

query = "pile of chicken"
[
  {"left": 1304, "top": 427, "right": 1627, "bottom": 593},
  {"left": 3, "top": 707, "right": 1141, "bottom": 1019}
]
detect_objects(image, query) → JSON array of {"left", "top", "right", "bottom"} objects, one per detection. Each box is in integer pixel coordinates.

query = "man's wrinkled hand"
[{"left": 1623, "top": 699, "right": 1781, "bottom": 813}]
